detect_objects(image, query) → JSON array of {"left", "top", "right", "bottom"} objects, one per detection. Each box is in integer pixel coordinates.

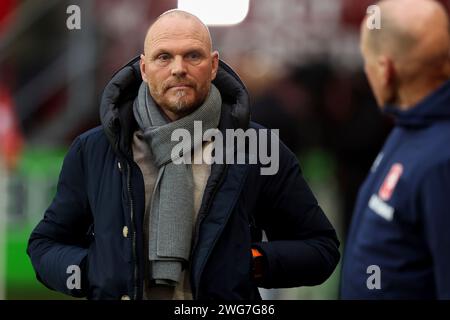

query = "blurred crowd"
[{"left": 3, "top": 0, "right": 446, "bottom": 299}]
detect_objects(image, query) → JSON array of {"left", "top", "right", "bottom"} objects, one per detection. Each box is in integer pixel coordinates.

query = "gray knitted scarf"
[{"left": 133, "top": 82, "right": 222, "bottom": 286}]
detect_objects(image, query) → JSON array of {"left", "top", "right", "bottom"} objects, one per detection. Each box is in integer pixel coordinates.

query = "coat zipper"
[
  {"left": 126, "top": 162, "right": 139, "bottom": 300},
  {"left": 191, "top": 163, "right": 228, "bottom": 299}
]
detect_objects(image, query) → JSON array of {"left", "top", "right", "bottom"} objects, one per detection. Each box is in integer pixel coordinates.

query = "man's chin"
[{"left": 168, "top": 101, "right": 196, "bottom": 114}]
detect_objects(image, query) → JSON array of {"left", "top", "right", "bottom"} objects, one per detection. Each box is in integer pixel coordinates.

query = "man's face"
[{"left": 140, "top": 17, "right": 219, "bottom": 120}]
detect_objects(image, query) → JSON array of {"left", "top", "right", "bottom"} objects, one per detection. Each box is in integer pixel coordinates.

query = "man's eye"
[
  {"left": 157, "top": 54, "right": 171, "bottom": 61},
  {"left": 186, "top": 52, "right": 201, "bottom": 60}
]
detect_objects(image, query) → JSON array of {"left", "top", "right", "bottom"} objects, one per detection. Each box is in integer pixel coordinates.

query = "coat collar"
[
  {"left": 384, "top": 78, "right": 450, "bottom": 128},
  {"left": 99, "top": 56, "right": 251, "bottom": 157}
]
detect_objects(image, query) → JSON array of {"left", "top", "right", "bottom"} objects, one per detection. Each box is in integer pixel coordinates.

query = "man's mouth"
[
  {"left": 169, "top": 85, "right": 191, "bottom": 89},
  {"left": 165, "top": 81, "right": 194, "bottom": 91}
]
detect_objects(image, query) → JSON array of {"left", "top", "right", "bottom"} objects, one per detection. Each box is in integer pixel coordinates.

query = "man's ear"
[
  {"left": 210, "top": 51, "right": 219, "bottom": 81},
  {"left": 378, "top": 55, "right": 397, "bottom": 104},
  {"left": 378, "top": 55, "right": 395, "bottom": 88},
  {"left": 140, "top": 54, "right": 148, "bottom": 83}
]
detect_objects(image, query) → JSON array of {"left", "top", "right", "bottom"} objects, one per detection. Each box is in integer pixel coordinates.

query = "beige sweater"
[{"left": 132, "top": 130, "right": 212, "bottom": 300}]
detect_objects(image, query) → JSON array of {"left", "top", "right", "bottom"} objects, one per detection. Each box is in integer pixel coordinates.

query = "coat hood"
[
  {"left": 384, "top": 79, "right": 450, "bottom": 128},
  {"left": 99, "top": 56, "right": 251, "bottom": 156}
]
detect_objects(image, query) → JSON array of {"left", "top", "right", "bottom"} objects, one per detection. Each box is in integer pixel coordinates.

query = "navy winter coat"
[
  {"left": 341, "top": 79, "right": 450, "bottom": 299},
  {"left": 28, "top": 57, "right": 340, "bottom": 300}
]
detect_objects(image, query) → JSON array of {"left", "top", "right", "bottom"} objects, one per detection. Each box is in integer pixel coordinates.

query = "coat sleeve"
[
  {"left": 27, "top": 137, "right": 92, "bottom": 297},
  {"left": 419, "top": 160, "right": 450, "bottom": 299},
  {"left": 252, "top": 135, "right": 340, "bottom": 289}
]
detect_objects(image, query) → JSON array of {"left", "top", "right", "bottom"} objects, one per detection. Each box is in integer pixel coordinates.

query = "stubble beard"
[
  {"left": 174, "top": 90, "right": 189, "bottom": 112},
  {"left": 151, "top": 82, "right": 210, "bottom": 118},
  {"left": 162, "top": 89, "right": 193, "bottom": 118}
]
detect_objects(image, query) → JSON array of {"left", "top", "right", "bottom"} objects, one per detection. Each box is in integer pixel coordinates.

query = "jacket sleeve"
[
  {"left": 420, "top": 160, "right": 450, "bottom": 299},
  {"left": 252, "top": 136, "right": 340, "bottom": 289},
  {"left": 27, "top": 137, "right": 92, "bottom": 297}
]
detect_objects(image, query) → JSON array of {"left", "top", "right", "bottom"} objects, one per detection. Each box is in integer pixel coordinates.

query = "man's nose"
[{"left": 171, "top": 56, "right": 187, "bottom": 78}]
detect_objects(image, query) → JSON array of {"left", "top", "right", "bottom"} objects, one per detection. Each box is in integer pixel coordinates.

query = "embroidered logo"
[
  {"left": 378, "top": 163, "right": 403, "bottom": 201},
  {"left": 369, "top": 194, "right": 394, "bottom": 221}
]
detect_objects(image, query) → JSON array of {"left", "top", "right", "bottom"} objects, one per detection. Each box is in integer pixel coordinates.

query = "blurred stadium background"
[{"left": 1, "top": 0, "right": 448, "bottom": 300}]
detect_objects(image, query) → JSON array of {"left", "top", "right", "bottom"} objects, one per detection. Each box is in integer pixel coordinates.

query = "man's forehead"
[
  {"left": 149, "top": 23, "right": 206, "bottom": 42},
  {"left": 147, "top": 38, "right": 209, "bottom": 56}
]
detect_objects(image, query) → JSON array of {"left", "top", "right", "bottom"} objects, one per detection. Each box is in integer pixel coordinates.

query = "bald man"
[
  {"left": 27, "top": 10, "right": 340, "bottom": 300},
  {"left": 341, "top": 0, "right": 450, "bottom": 299}
]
